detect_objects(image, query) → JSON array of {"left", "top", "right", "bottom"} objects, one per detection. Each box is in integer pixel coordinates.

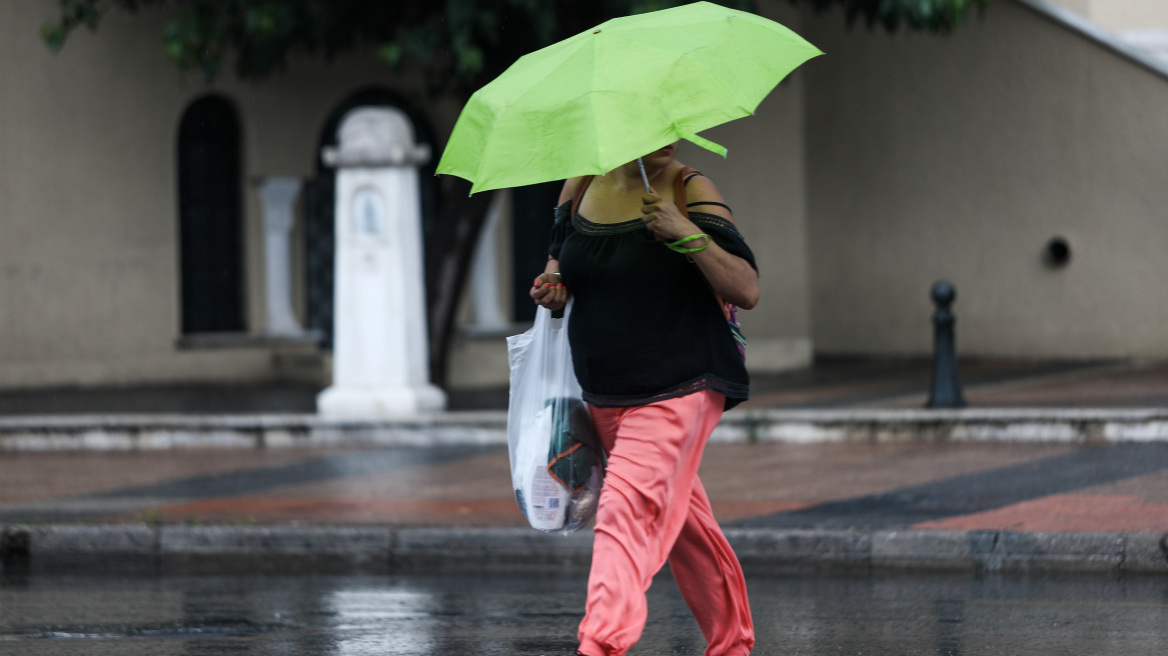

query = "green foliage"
[
  {"left": 43, "top": 0, "right": 985, "bottom": 91},
  {"left": 41, "top": 0, "right": 755, "bottom": 94},
  {"left": 795, "top": 0, "right": 987, "bottom": 33}
]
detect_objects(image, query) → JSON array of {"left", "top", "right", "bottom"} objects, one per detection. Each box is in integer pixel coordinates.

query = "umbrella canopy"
[{"left": 437, "top": 1, "right": 822, "bottom": 194}]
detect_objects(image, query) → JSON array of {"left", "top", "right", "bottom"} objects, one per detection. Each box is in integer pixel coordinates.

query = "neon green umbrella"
[{"left": 437, "top": 1, "right": 822, "bottom": 194}]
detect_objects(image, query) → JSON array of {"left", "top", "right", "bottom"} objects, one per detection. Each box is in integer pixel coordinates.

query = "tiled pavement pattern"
[
  {"left": 1, "top": 359, "right": 1168, "bottom": 535},
  {"left": 2, "top": 441, "right": 1167, "bottom": 534}
]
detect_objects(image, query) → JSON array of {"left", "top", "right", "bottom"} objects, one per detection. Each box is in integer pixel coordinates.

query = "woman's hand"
[
  {"left": 640, "top": 191, "right": 704, "bottom": 245},
  {"left": 531, "top": 272, "right": 568, "bottom": 311}
]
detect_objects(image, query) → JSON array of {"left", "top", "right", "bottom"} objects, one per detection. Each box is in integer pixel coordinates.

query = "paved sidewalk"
[
  {"left": 2, "top": 440, "right": 1167, "bottom": 532},
  {"left": 1, "top": 358, "right": 1167, "bottom": 573}
]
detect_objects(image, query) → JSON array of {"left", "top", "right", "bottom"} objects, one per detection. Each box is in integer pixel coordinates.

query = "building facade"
[{"left": 2, "top": 0, "right": 1167, "bottom": 397}]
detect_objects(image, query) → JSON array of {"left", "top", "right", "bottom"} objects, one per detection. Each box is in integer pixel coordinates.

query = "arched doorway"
[{"left": 177, "top": 94, "right": 245, "bottom": 334}]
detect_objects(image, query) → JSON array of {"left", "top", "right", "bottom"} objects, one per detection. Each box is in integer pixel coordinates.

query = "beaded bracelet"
[{"left": 665, "top": 233, "right": 711, "bottom": 254}]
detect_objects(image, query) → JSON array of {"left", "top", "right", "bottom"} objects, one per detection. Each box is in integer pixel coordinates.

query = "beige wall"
[
  {"left": 803, "top": 0, "right": 1168, "bottom": 358},
  {"left": 1053, "top": 0, "right": 1168, "bottom": 32},
  {"left": 682, "top": 0, "right": 815, "bottom": 371},
  {"left": 0, "top": 0, "right": 445, "bottom": 389},
  {"left": 3, "top": 1, "right": 186, "bottom": 387},
  {"left": 1054, "top": 0, "right": 1090, "bottom": 17}
]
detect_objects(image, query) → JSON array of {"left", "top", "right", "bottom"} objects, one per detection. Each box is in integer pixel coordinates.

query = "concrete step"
[{"left": 4, "top": 408, "right": 1168, "bottom": 451}]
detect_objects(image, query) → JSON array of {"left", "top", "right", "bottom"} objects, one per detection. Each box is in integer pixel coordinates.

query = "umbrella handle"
[{"left": 636, "top": 158, "right": 652, "bottom": 194}]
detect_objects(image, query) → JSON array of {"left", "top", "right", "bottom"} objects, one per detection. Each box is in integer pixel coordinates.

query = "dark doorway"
[
  {"left": 510, "top": 182, "right": 562, "bottom": 323},
  {"left": 305, "top": 89, "right": 438, "bottom": 349},
  {"left": 177, "top": 95, "right": 245, "bottom": 334},
  {"left": 303, "top": 174, "right": 336, "bottom": 347}
]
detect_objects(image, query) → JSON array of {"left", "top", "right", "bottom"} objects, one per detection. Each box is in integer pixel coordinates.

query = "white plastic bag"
[{"left": 506, "top": 300, "right": 604, "bottom": 535}]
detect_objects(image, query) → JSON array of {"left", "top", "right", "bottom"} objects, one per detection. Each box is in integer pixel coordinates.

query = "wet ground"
[
  {"left": 3, "top": 568, "right": 1167, "bottom": 655},
  {"left": 4, "top": 441, "right": 1168, "bottom": 533}
]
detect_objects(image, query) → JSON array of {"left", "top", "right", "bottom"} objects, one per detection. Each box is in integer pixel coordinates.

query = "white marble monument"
[{"left": 316, "top": 107, "right": 447, "bottom": 417}]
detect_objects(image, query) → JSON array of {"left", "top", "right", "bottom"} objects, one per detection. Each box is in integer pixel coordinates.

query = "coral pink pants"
[{"left": 577, "top": 390, "right": 754, "bottom": 656}]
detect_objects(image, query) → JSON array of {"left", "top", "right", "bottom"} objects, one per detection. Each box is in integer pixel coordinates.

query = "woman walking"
[{"left": 531, "top": 141, "right": 758, "bottom": 656}]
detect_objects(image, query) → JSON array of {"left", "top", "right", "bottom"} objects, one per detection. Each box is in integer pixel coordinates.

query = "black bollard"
[{"left": 926, "top": 281, "right": 965, "bottom": 408}]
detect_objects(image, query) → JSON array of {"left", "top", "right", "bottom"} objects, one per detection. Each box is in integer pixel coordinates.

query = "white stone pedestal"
[
  {"left": 316, "top": 107, "right": 447, "bottom": 418},
  {"left": 258, "top": 177, "right": 306, "bottom": 337}
]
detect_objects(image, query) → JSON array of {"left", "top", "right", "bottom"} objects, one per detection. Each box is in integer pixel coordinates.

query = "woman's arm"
[
  {"left": 640, "top": 175, "right": 760, "bottom": 309},
  {"left": 530, "top": 178, "right": 584, "bottom": 311},
  {"left": 689, "top": 240, "right": 760, "bottom": 310}
]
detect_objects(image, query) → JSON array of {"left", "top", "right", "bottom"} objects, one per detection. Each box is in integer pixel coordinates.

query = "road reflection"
[
  {"left": 2, "top": 567, "right": 1168, "bottom": 655},
  {"left": 329, "top": 588, "right": 437, "bottom": 655}
]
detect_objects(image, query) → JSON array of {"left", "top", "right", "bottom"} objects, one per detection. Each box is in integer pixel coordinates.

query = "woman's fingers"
[
  {"left": 530, "top": 276, "right": 567, "bottom": 307},
  {"left": 533, "top": 289, "right": 566, "bottom": 310},
  {"left": 641, "top": 196, "right": 661, "bottom": 221}
]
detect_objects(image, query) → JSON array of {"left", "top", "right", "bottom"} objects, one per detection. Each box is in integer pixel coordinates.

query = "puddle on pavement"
[{"left": 2, "top": 568, "right": 1168, "bottom": 655}]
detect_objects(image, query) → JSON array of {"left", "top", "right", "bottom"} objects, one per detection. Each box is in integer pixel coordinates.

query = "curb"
[
  {"left": 5, "top": 408, "right": 1168, "bottom": 451},
  {"left": 715, "top": 408, "right": 1168, "bottom": 444},
  {"left": 0, "top": 412, "right": 508, "bottom": 451},
  {"left": 3, "top": 524, "right": 1166, "bottom": 575},
  {"left": 726, "top": 528, "right": 1168, "bottom": 575}
]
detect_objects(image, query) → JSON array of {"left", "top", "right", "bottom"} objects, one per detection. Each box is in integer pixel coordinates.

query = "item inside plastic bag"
[
  {"left": 513, "top": 397, "right": 605, "bottom": 534},
  {"left": 507, "top": 302, "right": 605, "bottom": 535}
]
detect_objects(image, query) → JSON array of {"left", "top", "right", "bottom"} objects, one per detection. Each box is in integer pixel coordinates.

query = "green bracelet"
[{"left": 665, "top": 233, "right": 711, "bottom": 254}]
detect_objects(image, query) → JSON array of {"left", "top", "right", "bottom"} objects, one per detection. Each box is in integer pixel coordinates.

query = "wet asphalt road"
[{"left": 3, "top": 567, "right": 1168, "bottom": 655}]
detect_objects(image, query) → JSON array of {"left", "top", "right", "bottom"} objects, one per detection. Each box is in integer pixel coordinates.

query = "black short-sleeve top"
[{"left": 547, "top": 189, "right": 757, "bottom": 411}]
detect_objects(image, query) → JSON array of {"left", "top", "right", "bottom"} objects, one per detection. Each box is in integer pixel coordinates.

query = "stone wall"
[{"left": 803, "top": 0, "right": 1168, "bottom": 358}]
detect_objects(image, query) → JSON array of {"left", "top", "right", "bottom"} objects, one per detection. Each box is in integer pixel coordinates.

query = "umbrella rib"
[
  {"left": 681, "top": 52, "right": 754, "bottom": 119},
  {"left": 602, "top": 22, "right": 760, "bottom": 134},
  {"left": 590, "top": 36, "right": 605, "bottom": 174},
  {"left": 674, "top": 21, "right": 765, "bottom": 120}
]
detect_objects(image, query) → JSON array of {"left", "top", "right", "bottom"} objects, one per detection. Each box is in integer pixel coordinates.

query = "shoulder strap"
[
  {"left": 570, "top": 176, "right": 595, "bottom": 216},
  {"left": 673, "top": 167, "right": 699, "bottom": 220},
  {"left": 675, "top": 167, "right": 735, "bottom": 224}
]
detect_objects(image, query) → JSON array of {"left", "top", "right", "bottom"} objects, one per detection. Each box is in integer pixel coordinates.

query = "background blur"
[{"left": 2, "top": 0, "right": 1166, "bottom": 403}]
